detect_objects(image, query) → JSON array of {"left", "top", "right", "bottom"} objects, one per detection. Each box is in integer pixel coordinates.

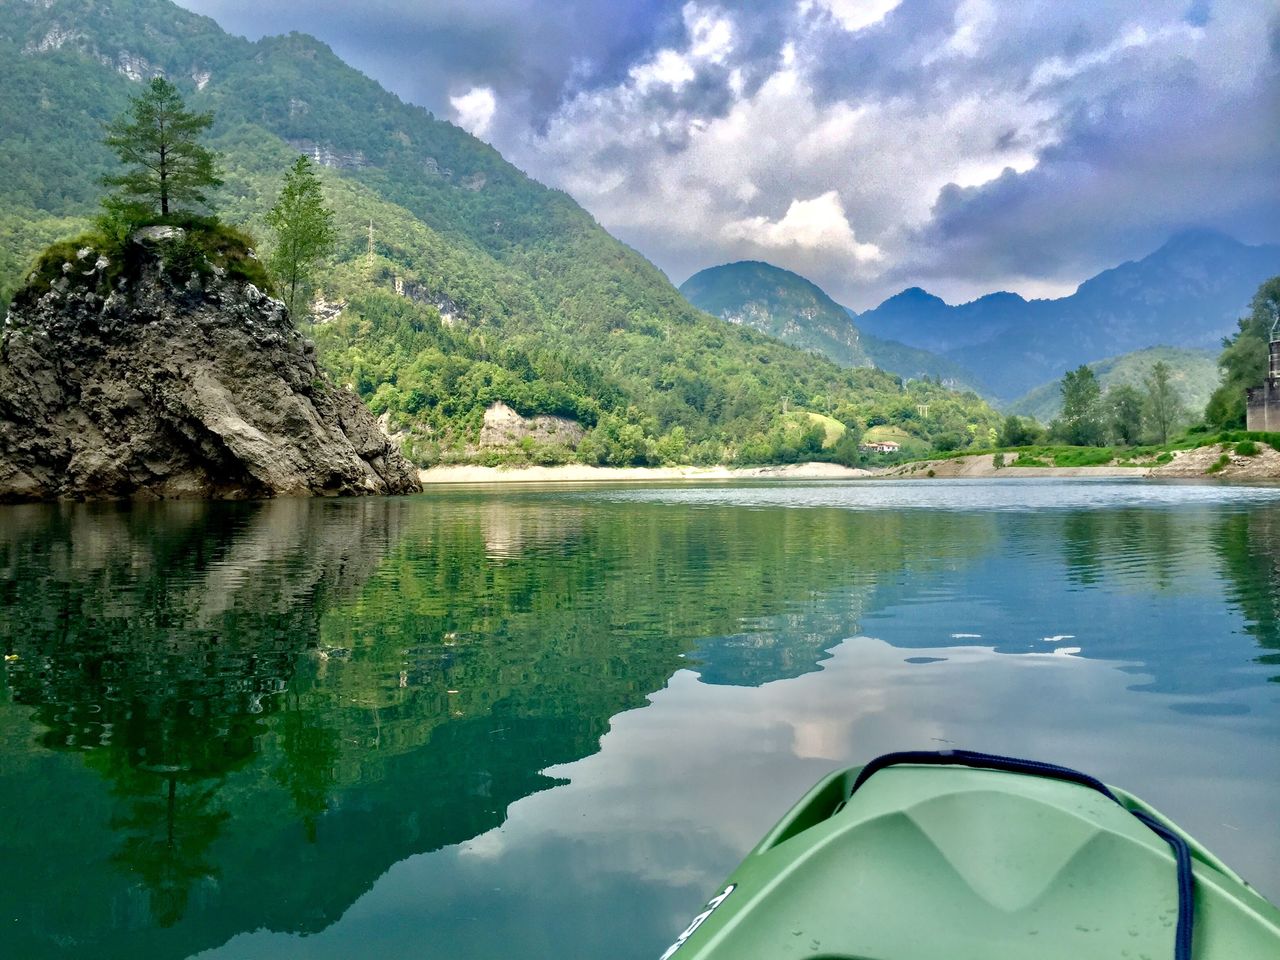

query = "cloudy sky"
[{"left": 177, "top": 0, "right": 1278, "bottom": 308}]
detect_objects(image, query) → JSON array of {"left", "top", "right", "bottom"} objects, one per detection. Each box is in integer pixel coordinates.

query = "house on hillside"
[{"left": 860, "top": 440, "right": 901, "bottom": 454}]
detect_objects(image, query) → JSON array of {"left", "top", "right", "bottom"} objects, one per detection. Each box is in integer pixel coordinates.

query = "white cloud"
[
  {"left": 686, "top": 2, "right": 734, "bottom": 63},
  {"left": 927, "top": 0, "right": 995, "bottom": 61},
  {"left": 629, "top": 49, "right": 696, "bottom": 91},
  {"left": 501, "top": 0, "right": 1278, "bottom": 307},
  {"left": 723, "top": 191, "right": 883, "bottom": 263},
  {"left": 802, "top": 0, "right": 902, "bottom": 33},
  {"left": 450, "top": 85, "right": 497, "bottom": 138}
]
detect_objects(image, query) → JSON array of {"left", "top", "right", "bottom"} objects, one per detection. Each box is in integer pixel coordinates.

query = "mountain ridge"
[
  {"left": 853, "top": 228, "right": 1278, "bottom": 400},
  {"left": 680, "top": 260, "right": 985, "bottom": 394}
]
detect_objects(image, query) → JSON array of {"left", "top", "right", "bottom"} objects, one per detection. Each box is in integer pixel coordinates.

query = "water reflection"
[{"left": 1, "top": 481, "right": 1278, "bottom": 959}]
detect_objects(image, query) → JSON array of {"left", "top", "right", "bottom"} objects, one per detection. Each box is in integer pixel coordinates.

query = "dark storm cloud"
[
  {"left": 177, "top": 0, "right": 696, "bottom": 119},
  {"left": 914, "top": 8, "right": 1280, "bottom": 290}
]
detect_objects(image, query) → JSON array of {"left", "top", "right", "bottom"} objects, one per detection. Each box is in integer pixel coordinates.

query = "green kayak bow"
[{"left": 662, "top": 750, "right": 1280, "bottom": 960}]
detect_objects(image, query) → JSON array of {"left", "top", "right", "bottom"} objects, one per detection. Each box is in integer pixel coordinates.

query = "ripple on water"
[{"left": 568, "top": 478, "right": 1280, "bottom": 513}]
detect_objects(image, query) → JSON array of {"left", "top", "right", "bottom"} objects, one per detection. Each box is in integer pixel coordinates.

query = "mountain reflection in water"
[{"left": 1, "top": 480, "right": 1278, "bottom": 960}]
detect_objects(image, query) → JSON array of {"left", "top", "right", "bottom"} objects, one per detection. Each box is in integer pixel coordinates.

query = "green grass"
[
  {"left": 1206, "top": 453, "right": 1231, "bottom": 474},
  {"left": 1011, "top": 452, "right": 1050, "bottom": 467},
  {"left": 785, "top": 411, "right": 846, "bottom": 447}
]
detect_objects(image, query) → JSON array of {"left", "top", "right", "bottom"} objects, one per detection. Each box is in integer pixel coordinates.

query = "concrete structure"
[{"left": 1246, "top": 339, "right": 1280, "bottom": 431}]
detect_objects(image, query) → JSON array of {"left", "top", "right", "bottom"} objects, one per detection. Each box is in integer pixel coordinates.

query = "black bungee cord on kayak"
[{"left": 849, "top": 750, "right": 1195, "bottom": 960}]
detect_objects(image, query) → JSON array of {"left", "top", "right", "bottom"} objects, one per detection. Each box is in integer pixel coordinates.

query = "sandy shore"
[
  {"left": 418, "top": 445, "right": 1280, "bottom": 485},
  {"left": 419, "top": 462, "right": 873, "bottom": 484}
]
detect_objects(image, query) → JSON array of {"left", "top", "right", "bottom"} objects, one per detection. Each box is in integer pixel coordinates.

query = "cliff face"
[{"left": 0, "top": 228, "right": 421, "bottom": 501}]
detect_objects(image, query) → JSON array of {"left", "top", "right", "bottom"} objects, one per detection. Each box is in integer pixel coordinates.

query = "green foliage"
[
  {"left": 11, "top": 217, "right": 270, "bottom": 314},
  {"left": 1055, "top": 365, "right": 1105, "bottom": 446},
  {"left": 103, "top": 77, "right": 222, "bottom": 216},
  {"left": 1051, "top": 446, "right": 1116, "bottom": 467},
  {"left": 1207, "top": 276, "right": 1280, "bottom": 429},
  {"left": 1012, "top": 452, "right": 1050, "bottom": 467},
  {"left": 1207, "top": 452, "right": 1231, "bottom": 474},
  {"left": 998, "top": 414, "right": 1044, "bottom": 447},
  {"left": 1236, "top": 439, "right": 1260, "bottom": 457},
  {"left": 1008, "top": 346, "right": 1219, "bottom": 425},
  {"left": 266, "top": 155, "right": 337, "bottom": 318},
  {"left": 1143, "top": 359, "right": 1185, "bottom": 444},
  {"left": 1108, "top": 384, "right": 1145, "bottom": 446}
]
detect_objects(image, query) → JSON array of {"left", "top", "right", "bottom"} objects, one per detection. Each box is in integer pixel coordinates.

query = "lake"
[{"left": 2, "top": 478, "right": 1279, "bottom": 959}]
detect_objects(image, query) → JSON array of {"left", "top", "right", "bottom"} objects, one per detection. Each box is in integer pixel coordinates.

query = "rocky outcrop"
[
  {"left": 0, "top": 229, "right": 421, "bottom": 501},
  {"left": 478, "top": 402, "right": 585, "bottom": 450}
]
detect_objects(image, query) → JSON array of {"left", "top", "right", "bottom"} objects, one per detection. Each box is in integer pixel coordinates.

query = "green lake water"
[{"left": 2, "top": 478, "right": 1279, "bottom": 959}]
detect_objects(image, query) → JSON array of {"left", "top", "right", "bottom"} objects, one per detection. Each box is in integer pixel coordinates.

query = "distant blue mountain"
[
  {"left": 851, "top": 229, "right": 1280, "bottom": 400},
  {"left": 680, "top": 262, "right": 987, "bottom": 394}
]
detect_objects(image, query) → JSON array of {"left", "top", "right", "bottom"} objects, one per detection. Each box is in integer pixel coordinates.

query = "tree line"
[{"left": 997, "top": 360, "right": 1187, "bottom": 449}]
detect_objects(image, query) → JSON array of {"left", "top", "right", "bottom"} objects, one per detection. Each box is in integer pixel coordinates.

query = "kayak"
[{"left": 661, "top": 750, "right": 1280, "bottom": 960}]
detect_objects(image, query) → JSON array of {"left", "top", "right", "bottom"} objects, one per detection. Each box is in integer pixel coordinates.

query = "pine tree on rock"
[
  {"left": 266, "top": 156, "right": 338, "bottom": 319},
  {"left": 103, "top": 77, "right": 222, "bottom": 217}
]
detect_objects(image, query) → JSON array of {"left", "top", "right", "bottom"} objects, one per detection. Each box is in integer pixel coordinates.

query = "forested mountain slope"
[
  {"left": 681, "top": 260, "right": 985, "bottom": 395},
  {"left": 1006, "top": 346, "right": 1221, "bottom": 424},
  {"left": 0, "top": 0, "right": 1001, "bottom": 463}
]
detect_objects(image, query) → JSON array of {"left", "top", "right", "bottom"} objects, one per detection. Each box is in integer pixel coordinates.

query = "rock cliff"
[{"left": 0, "top": 227, "right": 421, "bottom": 501}]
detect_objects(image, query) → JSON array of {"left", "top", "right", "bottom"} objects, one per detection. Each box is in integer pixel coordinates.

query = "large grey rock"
[{"left": 0, "top": 237, "right": 421, "bottom": 501}]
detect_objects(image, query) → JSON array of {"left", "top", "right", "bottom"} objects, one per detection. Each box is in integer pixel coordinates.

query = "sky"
[{"left": 175, "top": 0, "right": 1279, "bottom": 309}]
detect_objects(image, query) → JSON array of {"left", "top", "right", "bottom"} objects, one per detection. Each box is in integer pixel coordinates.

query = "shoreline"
[
  {"left": 419, "top": 445, "right": 1280, "bottom": 484},
  {"left": 418, "top": 462, "right": 872, "bottom": 484}
]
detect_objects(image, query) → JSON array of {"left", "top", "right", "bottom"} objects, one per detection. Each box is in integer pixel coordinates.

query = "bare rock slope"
[{"left": 0, "top": 229, "right": 421, "bottom": 501}]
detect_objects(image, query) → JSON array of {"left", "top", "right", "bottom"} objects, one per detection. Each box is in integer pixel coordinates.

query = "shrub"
[
  {"left": 1236, "top": 440, "right": 1260, "bottom": 457},
  {"left": 1012, "top": 453, "right": 1049, "bottom": 467},
  {"left": 1206, "top": 453, "right": 1231, "bottom": 474}
]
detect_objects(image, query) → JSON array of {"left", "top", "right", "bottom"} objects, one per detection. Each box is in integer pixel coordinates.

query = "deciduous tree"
[
  {"left": 1058, "top": 365, "right": 1104, "bottom": 446},
  {"left": 1144, "top": 360, "right": 1185, "bottom": 444},
  {"left": 1206, "top": 276, "right": 1280, "bottom": 428},
  {"left": 1108, "top": 384, "right": 1144, "bottom": 445},
  {"left": 266, "top": 156, "right": 338, "bottom": 318}
]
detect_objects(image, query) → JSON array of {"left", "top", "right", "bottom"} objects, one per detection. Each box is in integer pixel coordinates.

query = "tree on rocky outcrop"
[
  {"left": 266, "top": 156, "right": 337, "bottom": 319},
  {"left": 103, "top": 77, "right": 222, "bottom": 218}
]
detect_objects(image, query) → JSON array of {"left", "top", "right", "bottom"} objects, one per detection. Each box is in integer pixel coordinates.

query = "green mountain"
[
  {"left": 680, "top": 260, "right": 985, "bottom": 393},
  {"left": 1006, "top": 346, "right": 1221, "bottom": 424},
  {"left": 679, "top": 260, "right": 871, "bottom": 367},
  {"left": 0, "top": 0, "right": 1001, "bottom": 465}
]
